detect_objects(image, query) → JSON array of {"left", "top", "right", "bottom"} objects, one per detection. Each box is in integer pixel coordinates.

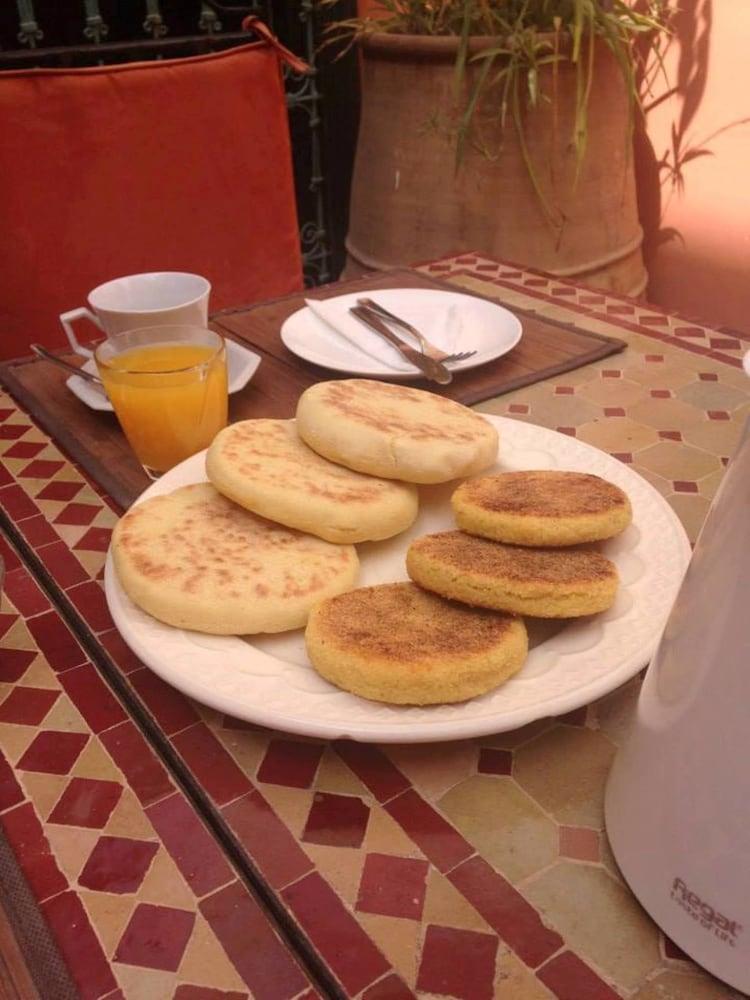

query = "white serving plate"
[{"left": 104, "top": 416, "right": 691, "bottom": 742}]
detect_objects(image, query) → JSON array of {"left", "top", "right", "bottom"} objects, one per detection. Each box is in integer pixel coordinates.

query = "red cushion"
[{"left": 0, "top": 42, "right": 303, "bottom": 360}]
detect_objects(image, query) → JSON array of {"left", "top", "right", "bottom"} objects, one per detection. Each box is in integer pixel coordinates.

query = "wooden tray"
[{"left": 0, "top": 268, "right": 624, "bottom": 510}]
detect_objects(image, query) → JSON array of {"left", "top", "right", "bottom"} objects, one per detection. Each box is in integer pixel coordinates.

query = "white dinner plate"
[
  {"left": 104, "top": 416, "right": 691, "bottom": 743},
  {"left": 65, "top": 339, "right": 262, "bottom": 412},
  {"left": 280, "top": 288, "right": 522, "bottom": 377}
]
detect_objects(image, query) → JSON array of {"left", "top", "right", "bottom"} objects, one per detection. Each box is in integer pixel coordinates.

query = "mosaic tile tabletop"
[{"left": 1, "top": 253, "right": 749, "bottom": 1000}]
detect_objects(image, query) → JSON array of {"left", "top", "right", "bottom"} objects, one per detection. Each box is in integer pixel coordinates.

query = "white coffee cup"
[{"left": 60, "top": 272, "right": 211, "bottom": 357}]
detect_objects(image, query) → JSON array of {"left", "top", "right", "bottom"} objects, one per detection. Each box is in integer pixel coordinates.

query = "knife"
[{"left": 349, "top": 306, "right": 453, "bottom": 385}]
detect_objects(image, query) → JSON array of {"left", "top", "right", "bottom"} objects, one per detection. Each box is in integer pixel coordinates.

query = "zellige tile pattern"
[{"left": 2, "top": 252, "right": 748, "bottom": 998}]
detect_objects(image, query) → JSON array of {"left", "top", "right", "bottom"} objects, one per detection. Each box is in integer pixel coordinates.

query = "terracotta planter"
[{"left": 346, "top": 33, "right": 647, "bottom": 295}]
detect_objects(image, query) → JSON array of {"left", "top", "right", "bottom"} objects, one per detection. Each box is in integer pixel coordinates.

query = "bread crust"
[{"left": 305, "top": 582, "right": 528, "bottom": 704}]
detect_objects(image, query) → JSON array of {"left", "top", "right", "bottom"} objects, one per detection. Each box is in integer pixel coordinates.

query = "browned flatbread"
[
  {"left": 453, "top": 470, "right": 632, "bottom": 546},
  {"left": 407, "top": 530, "right": 619, "bottom": 617},
  {"left": 305, "top": 581, "right": 528, "bottom": 704}
]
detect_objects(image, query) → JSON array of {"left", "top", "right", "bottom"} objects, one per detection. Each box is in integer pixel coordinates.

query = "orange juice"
[{"left": 98, "top": 342, "right": 228, "bottom": 474}]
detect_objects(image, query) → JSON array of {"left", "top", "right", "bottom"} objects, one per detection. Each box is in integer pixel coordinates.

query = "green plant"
[{"left": 324, "top": 0, "right": 671, "bottom": 228}]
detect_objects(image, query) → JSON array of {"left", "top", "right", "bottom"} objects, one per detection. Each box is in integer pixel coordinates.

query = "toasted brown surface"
[
  {"left": 305, "top": 582, "right": 528, "bottom": 704},
  {"left": 409, "top": 532, "right": 617, "bottom": 586},
  {"left": 407, "top": 531, "right": 619, "bottom": 618},
  {"left": 453, "top": 470, "right": 632, "bottom": 546},
  {"left": 456, "top": 471, "right": 629, "bottom": 517},
  {"left": 311, "top": 582, "right": 518, "bottom": 660}
]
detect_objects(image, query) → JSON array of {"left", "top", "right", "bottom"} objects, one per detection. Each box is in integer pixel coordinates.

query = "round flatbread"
[
  {"left": 305, "top": 581, "right": 527, "bottom": 704},
  {"left": 206, "top": 419, "right": 418, "bottom": 543},
  {"left": 407, "top": 530, "right": 618, "bottom": 618},
  {"left": 453, "top": 470, "right": 632, "bottom": 546},
  {"left": 296, "top": 379, "right": 498, "bottom": 484},
  {"left": 112, "top": 483, "right": 358, "bottom": 634}
]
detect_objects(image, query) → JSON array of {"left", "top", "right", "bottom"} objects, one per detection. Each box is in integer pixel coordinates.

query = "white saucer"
[
  {"left": 65, "top": 339, "right": 261, "bottom": 412},
  {"left": 280, "top": 288, "right": 522, "bottom": 378}
]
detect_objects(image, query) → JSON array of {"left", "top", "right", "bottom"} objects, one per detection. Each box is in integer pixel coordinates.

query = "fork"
[{"left": 356, "top": 297, "right": 477, "bottom": 364}]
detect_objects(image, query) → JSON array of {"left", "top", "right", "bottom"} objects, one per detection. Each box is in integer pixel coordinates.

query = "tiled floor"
[{"left": 1, "top": 254, "right": 748, "bottom": 999}]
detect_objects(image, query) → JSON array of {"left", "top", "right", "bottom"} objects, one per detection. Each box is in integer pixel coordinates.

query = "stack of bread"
[{"left": 111, "top": 377, "right": 632, "bottom": 708}]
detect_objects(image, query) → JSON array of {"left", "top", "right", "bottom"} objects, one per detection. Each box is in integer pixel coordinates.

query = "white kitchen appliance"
[{"left": 605, "top": 362, "right": 750, "bottom": 992}]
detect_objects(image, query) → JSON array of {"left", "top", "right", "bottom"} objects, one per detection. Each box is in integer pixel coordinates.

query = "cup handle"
[{"left": 59, "top": 308, "right": 104, "bottom": 358}]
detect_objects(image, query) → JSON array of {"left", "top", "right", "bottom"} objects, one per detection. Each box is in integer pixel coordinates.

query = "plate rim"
[
  {"left": 104, "top": 416, "right": 692, "bottom": 743},
  {"left": 280, "top": 287, "right": 523, "bottom": 378}
]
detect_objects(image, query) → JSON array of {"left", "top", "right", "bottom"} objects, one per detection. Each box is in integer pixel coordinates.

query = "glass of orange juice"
[{"left": 95, "top": 325, "right": 228, "bottom": 478}]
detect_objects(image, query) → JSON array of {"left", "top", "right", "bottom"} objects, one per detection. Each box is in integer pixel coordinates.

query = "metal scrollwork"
[
  {"left": 82, "top": 0, "right": 109, "bottom": 44},
  {"left": 198, "top": 3, "right": 223, "bottom": 35},
  {"left": 143, "top": 1, "right": 168, "bottom": 39},
  {"left": 16, "top": 0, "right": 43, "bottom": 48}
]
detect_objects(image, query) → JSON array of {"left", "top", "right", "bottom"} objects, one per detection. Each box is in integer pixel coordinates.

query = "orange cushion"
[{"left": 0, "top": 42, "right": 303, "bottom": 360}]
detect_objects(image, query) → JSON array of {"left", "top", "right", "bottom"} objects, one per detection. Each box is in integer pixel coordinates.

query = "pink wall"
[
  {"left": 354, "top": 1, "right": 750, "bottom": 331},
  {"left": 636, "top": 0, "right": 750, "bottom": 332}
]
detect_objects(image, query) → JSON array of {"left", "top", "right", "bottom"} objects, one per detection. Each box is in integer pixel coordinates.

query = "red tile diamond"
[
  {"left": 19, "top": 459, "right": 64, "bottom": 479},
  {"left": 17, "top": 730, "right": 88, "bottom": 774},
  {"left": 356, "top": 853, "right": 428, "bottom": 920},
  {"left": 54, "top": 503, "right": 100, "bottom": 527},
  {"left": 478, "top": 748, "right": 513, "bottom": 775},
  {"left": 708, "top": 410, "right": 730, "bottom": 421},
  {"left": 0, "top": 687, "right": 60, "bottom": 726},
  {"left": 49, "top": 777, "right": 122, "bottom": 828},
  {"left": 416, "top": 925, "right": 497, "bottom": 1000},
  {"left": 2, "top": 441, "right": 45, "bottom": 459},
  {"left": 74, "top": 527, "right": 112, "bottom": 552},
  {"left": 0, "top": 648, "right": 37, "bottom": 683},
  {"left": 0, "top": 424, "right": 31, "bottom": 440},
  {"left": 698, "top": 372, "right": 719, "bottom": 381},
  {"left": 674, "top": 481, "right": 698, "bottom": 493},
  {"left": 78, "top": 835, "right": 158, "bottom": 893},
  {"left": 114, "top": 903, "right": 196, "bottom": 971},
  {"left": 257, "top": 739, "right": 324, "bottom": 789},
  {"left": 302, "top": 792, "right": 370, "bottom": 848},
  {"left": 36, "top": 481, "right": 84, "bottom": 502},
  {"left": 559, "top": 826, "right": 600, "bottom": 861}
]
